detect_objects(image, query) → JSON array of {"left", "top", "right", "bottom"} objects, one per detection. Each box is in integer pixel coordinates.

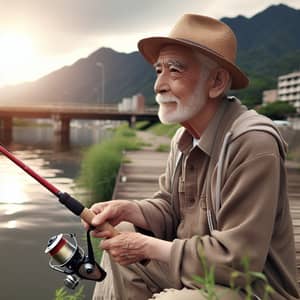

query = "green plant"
[
  {"left": 149, "top": 123, "right": 180, "bottom": 138},
  {"left": 193, "top": 248, "right": 274, "bottom": 300},
  {"left": 155, "top": 144, "right": 170, "bottom": 152},
  {"left": 257, "top": 101, "right": 296, "bottom": 120},
  {"left": 78, "top": 124, "right": 142, "bottom": 206},
  {"left": 193, "top": 248, "right": 219, "bottom": 299},
  {"left": 54, "top": 285, "right": 85, "bottom": 300},
  {"left": 135, "top": 121, "right": 151, "bottom": 130},
  {"left": 230, "top": 257, "right": 274, "bottom": 300}
]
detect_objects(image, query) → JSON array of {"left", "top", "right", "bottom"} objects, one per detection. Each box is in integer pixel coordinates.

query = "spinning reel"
[{"left": 45, "top": 228, "right": 106, "bottom": 289}]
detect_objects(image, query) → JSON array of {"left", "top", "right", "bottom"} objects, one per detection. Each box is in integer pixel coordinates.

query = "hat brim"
[{"left": 138, "top": 37, "right": 249, "bottom": 90}]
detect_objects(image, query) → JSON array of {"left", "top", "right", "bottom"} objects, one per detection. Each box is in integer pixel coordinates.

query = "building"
[
  {"left": 118, "top": 94, "right": 145, "bottom": 112},
  {"left": 262, "top": 89, "right": 278, "bottom": 104},
  {"left": 277, "top": 71, "right": 300, "bottom": 112},
  {"left": 132, "top": 94, "right": 145, "bottom": 113}
]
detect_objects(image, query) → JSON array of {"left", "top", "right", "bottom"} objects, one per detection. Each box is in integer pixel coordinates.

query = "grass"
[
  {"left": 155, "top": 143, "right": 170, "bottom": 152},
  {"left": 135, "top": 120, "right": 151, "bottom": 130},
  {"left": 78, "top": 124, "right": 143, "bottom": 206},
  {"left": 148, "top": 123, "right": 180, "bottom": 138}
]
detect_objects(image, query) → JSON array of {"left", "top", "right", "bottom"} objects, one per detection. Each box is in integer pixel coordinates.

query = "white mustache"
[{"left": 155, "top": 94, "right": 180, "bottom": 105}]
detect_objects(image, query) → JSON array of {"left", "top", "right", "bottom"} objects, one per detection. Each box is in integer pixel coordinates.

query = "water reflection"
[
  {"left": 0, "top": 123, "right": 111, "bottom": 300},
  {"left": 3, "top": 204, "right": 22, "bottom": 215},
  {"left": 0, "top": 161, "right": 30, "bottom": 205},
  {"left": 6, "top": 220, "right": 17, "bottom": 229}
]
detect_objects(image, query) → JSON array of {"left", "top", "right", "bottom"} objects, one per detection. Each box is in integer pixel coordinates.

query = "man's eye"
[
  {"left": 170, "top": 67, "right": 180, "bottom": 73},
  {"left": 155, "top": 68, "right": 162, "bottom": 75}
]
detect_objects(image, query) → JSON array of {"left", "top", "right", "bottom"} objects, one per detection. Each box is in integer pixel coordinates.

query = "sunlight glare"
[
  {"left": 6, "top": 220, "right": 17, "bottom": 229},
  {"left": 0, "top": 174, "right": 29, "bottom": 204},
  {"left": 0, "top": 32, "right": 36, "bottom": 85}
]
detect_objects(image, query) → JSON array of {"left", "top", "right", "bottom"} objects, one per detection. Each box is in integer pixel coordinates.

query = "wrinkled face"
[{"left": 154, "top": 45, "right": 209, "bottom": 124}]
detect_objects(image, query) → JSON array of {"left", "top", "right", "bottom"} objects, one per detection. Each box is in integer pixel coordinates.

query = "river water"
[{"left": 0, "top": 122, "right": 112, "bottom": 300}]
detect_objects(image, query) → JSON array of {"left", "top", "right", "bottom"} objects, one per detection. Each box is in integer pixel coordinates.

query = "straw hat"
[{"left": 138, "top": 14, "right": 249, "bottom": 90}]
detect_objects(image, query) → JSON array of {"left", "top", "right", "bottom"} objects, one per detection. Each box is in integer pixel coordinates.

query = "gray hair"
[{"left": 194, "top": 51, "right": 232, "bottom": 94}]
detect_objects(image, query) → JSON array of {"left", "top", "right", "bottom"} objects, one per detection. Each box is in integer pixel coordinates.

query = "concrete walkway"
[{"left": 112, "top": 131, "right": 170, "bottom": 200}]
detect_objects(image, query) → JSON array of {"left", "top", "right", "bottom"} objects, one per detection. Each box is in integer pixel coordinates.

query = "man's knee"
[
  {"left": 149, "top": 288, "right": 204, "bottom": 300},
  {"left": 148, "top": 286, "right": 243, "bottom": 300}
]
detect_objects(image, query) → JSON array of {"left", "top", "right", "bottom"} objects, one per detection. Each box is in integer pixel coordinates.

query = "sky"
[{"left": 0, "top": 0, "right": 299, "bottom": 88}]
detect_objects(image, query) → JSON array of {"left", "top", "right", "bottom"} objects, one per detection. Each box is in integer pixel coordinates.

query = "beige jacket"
[{"left": 136, "top": 97, "right": 300, "bottom": 299}]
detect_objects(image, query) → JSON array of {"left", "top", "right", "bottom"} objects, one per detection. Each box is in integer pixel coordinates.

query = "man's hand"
[
  {"left": 82, "top": 199, "right": 173, "bottom": 265},
  {"left": 100, "top": 232, "right": 173, "bottom": 266},
  {"left": 100, "top": 232, "right": 149, "bottom": 265},
  {"left": 82, "top": 200, "right": 149, "bottom": 238}
]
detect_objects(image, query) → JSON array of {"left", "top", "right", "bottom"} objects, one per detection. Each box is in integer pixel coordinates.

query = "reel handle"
[{"left": 80, "top": 207, "right": 119, "bottom": 237}]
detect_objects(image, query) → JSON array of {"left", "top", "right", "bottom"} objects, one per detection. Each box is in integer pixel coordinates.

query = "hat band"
[{"left": 175, "top": 38, "right": 229, "bottom": 62}]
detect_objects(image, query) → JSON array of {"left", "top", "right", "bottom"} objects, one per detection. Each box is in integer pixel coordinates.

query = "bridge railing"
[{"left": 0, "top": 104, "right": 158, "bottom": 114}]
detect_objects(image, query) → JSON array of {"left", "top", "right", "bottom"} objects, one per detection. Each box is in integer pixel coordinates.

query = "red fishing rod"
[{"left": 0, "top": 143, "right": 121, "bottom": 288}]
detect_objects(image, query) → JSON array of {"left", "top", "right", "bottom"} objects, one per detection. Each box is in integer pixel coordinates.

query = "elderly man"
[{"left": 88, "top": 14, "right": 300, "bottom": 299}]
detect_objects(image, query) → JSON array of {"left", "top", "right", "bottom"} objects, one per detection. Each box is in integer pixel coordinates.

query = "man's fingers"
[
  {"left": 81, "top": 219, "right": 90, "bottom": 230},
  {"left": 92, "top": 230, "right": 113, "bottom": 239},
  {"left": 90, "top": 203, "right": 106, "bottom": 214},
  {"left": 91, "top": 211, "right": 107, "bottom": 227}
]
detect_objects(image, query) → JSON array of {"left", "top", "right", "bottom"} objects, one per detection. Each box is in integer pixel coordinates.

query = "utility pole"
[{"left": 96, "top": 62, "right": 105, "bottom": 106}]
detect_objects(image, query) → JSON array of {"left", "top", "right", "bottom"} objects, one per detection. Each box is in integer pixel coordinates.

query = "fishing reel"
[{"left": 45, "top": 228, "right": 106, "bottom": 289}]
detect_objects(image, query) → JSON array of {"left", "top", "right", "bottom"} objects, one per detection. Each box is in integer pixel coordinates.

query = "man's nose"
[{"left": 154, "top": 73, "right": 170, "bottom": 94}]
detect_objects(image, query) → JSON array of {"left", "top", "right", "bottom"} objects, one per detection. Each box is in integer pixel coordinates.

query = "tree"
[{"left": 257, "top": 101, "right": 296, "bottom": 120}]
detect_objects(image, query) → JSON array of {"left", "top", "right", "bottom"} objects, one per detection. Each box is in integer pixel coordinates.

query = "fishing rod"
[{"left": 0, "top": 143, "right": 119, "bottom": 288}]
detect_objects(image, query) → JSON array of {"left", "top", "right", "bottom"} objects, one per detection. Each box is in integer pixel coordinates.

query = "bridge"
[{"left": 0, "top": 105, "right": 159, "bottom": 145}]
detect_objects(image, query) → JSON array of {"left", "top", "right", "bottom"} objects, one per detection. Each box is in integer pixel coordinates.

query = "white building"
[
  {"left": 262, "top": 89, "right": 278, "bottom": 104},
  {"left": 118, "top": 94, "right": 145, "bottom": 112},
  {"left": 277, "top": 71, "right": 300, "bottom": 112}
]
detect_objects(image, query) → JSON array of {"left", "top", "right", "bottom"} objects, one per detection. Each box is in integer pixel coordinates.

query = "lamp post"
[{"left": 96, "top": 62, "right": 105, "bottom": 106}]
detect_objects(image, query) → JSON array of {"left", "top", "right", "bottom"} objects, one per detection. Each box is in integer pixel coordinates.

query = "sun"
[{"left": 0, "top": 32, "right": 36, "bottom": 85}]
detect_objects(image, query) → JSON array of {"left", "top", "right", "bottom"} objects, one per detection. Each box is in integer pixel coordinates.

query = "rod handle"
[{"left": 80, "top": 207, "right": 119, "bottom": 237}]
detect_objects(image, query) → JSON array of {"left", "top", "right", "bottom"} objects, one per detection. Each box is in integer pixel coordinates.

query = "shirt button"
[{"left": 188, "top": 198, "right": 196, "bottom": 205}]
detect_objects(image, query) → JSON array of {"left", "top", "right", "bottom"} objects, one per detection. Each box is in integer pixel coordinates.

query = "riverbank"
[{"left": 112, "top": 131, "right": 171, "bottom": 200}]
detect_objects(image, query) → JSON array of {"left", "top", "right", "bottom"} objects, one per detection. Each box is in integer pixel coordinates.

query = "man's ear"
[{"left": 208, "top": 68, "right": 230, "bottom": 98}]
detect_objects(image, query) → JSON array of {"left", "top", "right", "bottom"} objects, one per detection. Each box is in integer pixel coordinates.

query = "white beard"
[{"left": 155, "top": 79, "right": 207, "bottom": 124}]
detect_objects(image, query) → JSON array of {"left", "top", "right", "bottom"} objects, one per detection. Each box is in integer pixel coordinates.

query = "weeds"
[
  {"left": 78, "top": 124, "right": 142, "bottom": 206},
  {"left": 230, "top": 257, "right": 274, "bottom": 300},
  {"left": 54, "top": 285, "right": 84, "bottom": 300},
  {"left": 194, "top": 247, "right": 274, "bottom": 300},
  {"left": 149, "top": 123, "right": 180, "bottom": 138},
  {"left": 193, "top": 247, "right": 219, "bottom": 300}
]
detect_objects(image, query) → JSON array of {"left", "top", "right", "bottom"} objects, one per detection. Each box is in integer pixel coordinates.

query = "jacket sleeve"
[
  {"left": 135, "top": 128, "right": 182, "bottom": 241},
  {"left": 168, "top": 131, "right": 282, "bottom": 288}
]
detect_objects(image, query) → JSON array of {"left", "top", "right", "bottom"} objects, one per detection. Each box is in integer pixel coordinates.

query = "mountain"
[
  {"left": 0, "top": 48, "right": 155, "bottom": 106},
  {"left": 223, "top": 4, "right": 300, "bottom": 55},
  {"left": 222, "top": 4, "right": 300, "bottom": 106},
  {"left": 0, "top": 4, "right": 299, "bottom": 107}
]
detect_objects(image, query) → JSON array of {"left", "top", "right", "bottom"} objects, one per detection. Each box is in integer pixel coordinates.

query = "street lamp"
[{"left": 96, "top": 62, "right": 105, "bottom": 106}]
